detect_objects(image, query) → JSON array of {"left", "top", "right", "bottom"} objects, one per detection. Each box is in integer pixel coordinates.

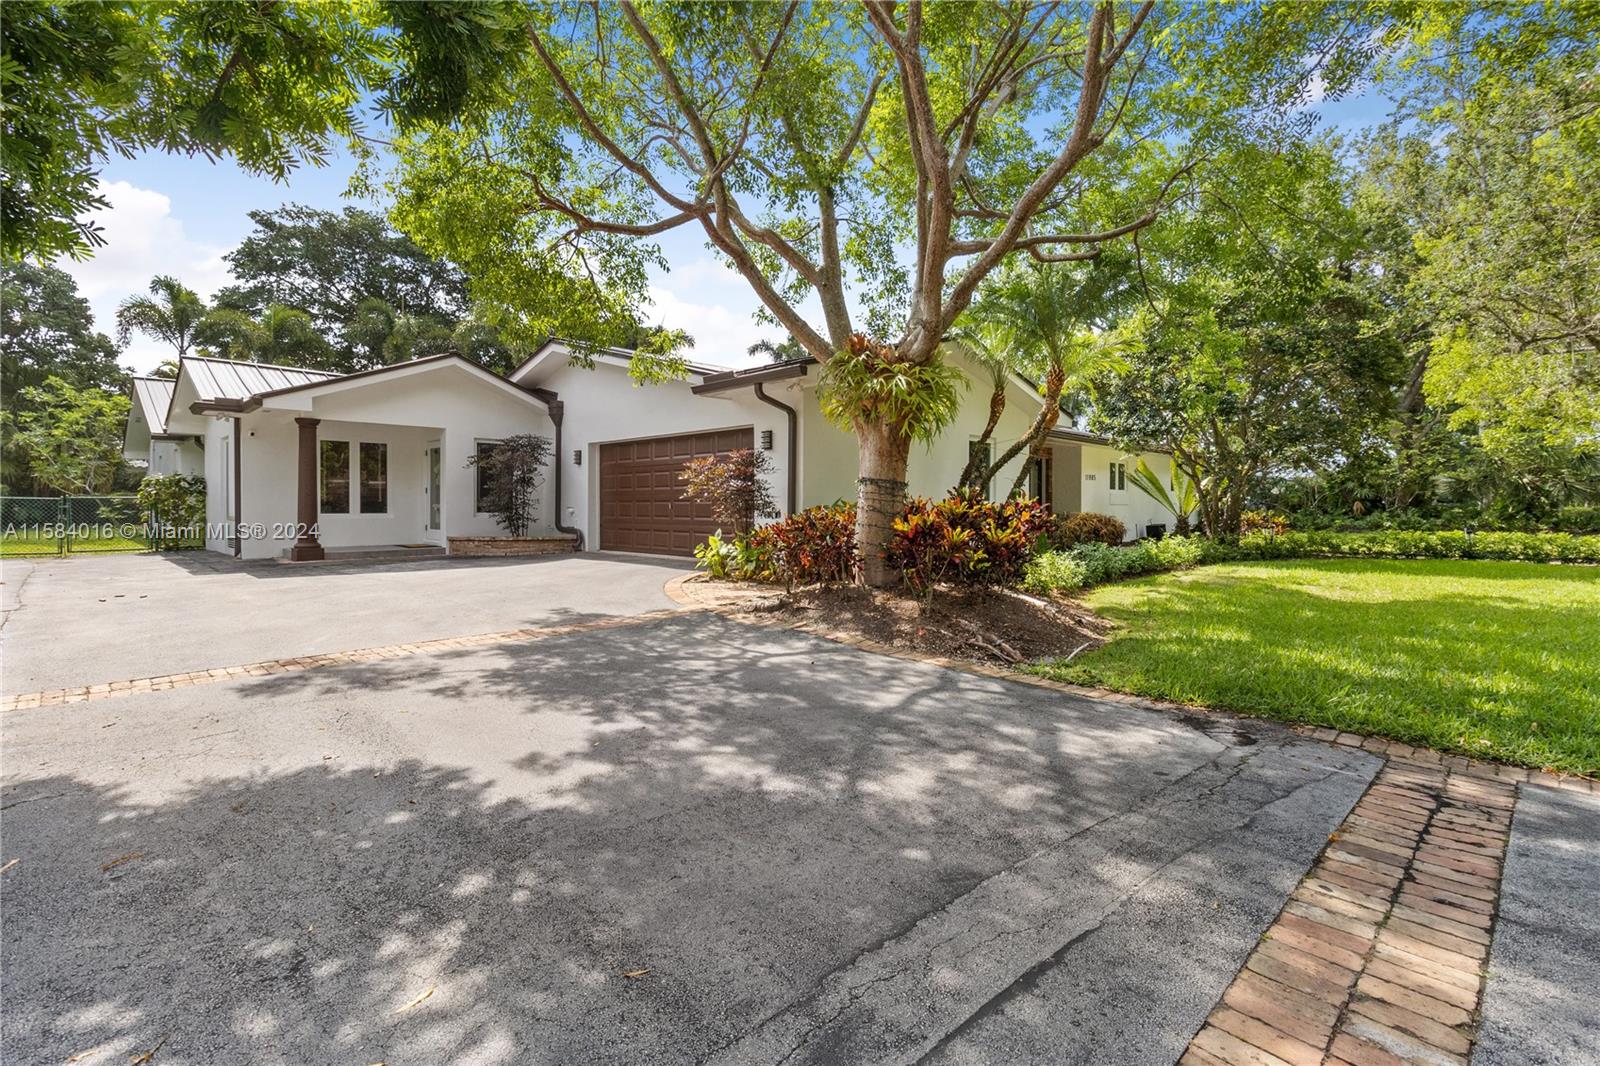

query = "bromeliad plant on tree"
[{"left": 468, "top": 434, "right": 552, "bottom": 538}]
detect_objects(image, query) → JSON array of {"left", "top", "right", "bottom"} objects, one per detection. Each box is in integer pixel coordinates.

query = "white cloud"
[
  {"left": 641, "top": 257, "right": 786, "bottom": 368},
  {"left": 55, "top": 180, "right": 233, "bottom": 374}
]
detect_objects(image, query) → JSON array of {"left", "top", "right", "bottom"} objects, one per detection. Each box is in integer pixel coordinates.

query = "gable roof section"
[
  {"left": 181, "top": 356, "right": 340, "bottom": 405},
  {"left": 248, "top": 352, "right": 549, "bottom": 413},
  {"left": 510, "top": 337, "right": 730, "bottom": 385},
  {"left": 130, "top": 377, "right": 175, "bottom": 434}
]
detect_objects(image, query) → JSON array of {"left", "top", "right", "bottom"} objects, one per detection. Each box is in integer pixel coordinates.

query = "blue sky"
[{"left": 60, "top": 87, "right": 1393, "bottom": 376}]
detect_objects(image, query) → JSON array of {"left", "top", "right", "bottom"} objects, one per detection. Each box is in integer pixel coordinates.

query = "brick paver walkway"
[{"left": 1183, "top": 760, "right": 1517, "bottom": 1066}]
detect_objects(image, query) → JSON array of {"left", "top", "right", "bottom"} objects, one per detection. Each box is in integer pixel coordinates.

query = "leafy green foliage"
[
  {"left": 466, "top": 433, "right": 552, "bottom": 538},
  {"left": 961, "top": 256, "right": 1135, "bottom": 495},
  {"left": 1023, "top": 536, "right": 1209, "bottom": 594},
  {"left": 216, "top": 205, "right": 478, "bottom": 371},
  {"left": 8, "top": 375, "right": 129, "bottom": 493},
  {"left": 1092, "top": 143, "right": 1405, "bottom": 536},
  {"left": 1, "top": 1, "right": 387, "bottom": 261},
  {"left": 1, "top": 262, "right": 126, "bottom": 493},
  {"left": 1127, "top": 458, "right": 1198, "bottom": 535},
  {"left": 887, "top": 491, "right": 1050, "bottom": 596},
  {"left": 817, "top": 334, "right": 963, "bottom": 442},
  {"left": 136, "top": 473, "right": 205, "bottom": 549},
  {"left": 1233, "top": 529, "right": 1600, "bottom": 565},
  {"left": 116, "top": 275, "right": 208, "bottom": 357}
]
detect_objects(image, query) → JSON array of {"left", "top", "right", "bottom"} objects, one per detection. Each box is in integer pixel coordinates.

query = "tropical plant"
[
  {"left": 116, "top": 276, "right": 208, "bottom": 358},
  {"left": 765, "top": 503, "right": 859, "bottom": 589},
  {"left": 947, "top": 314, "right": 1017, "bottom": 492},
  {"left": 679, "top": 448, "right": 779, "bottom": 535},
  {"left": 887, "top": 490, "right": 1051, "bottom": 597},
  {"left": 1047, "top": 512, "right": 1126, "bottom": 548},
  {"left": 748, "top": 336, "right": 808, "bottom": 364},
  {"left": 136, "top": 473, "right": 205, "bottom": 548},
  {"left": 965, "top": 256, "right": 1135, "bottom": 497},
  {"left": 0, "top": 2, "right": 391, "bottom": 261},
  {"left": 1127, "top": 458, "right": 1200, "bottom": 535},
  {"left": 467, "top": 434, "right": 553, "bottom": 538}
]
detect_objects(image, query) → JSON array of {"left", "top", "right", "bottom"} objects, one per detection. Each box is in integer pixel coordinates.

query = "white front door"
[{"left": 424, "top": 442, "right": 443, "bottom": 544}]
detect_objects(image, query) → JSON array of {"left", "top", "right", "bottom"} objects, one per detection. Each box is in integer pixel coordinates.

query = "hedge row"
[
  {"left": 1233, "top": 529, "right": 1600, "bottom": 564},
  {"left": 1023, "top": 529, "right": 1598, "bottom": 594}
]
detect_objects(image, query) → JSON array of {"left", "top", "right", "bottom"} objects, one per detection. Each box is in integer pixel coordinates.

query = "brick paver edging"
[
  {"left": 1184, "top": 760, "right": 1517, "bottom": 1066},
  {"left": 0, "top": 608, "right": 686, "bottom": 712},
  {"left": 662, "top": 573, "right": 1595, "bottom": 797}
]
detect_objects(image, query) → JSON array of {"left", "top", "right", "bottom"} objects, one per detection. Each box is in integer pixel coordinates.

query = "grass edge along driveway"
[{"left": 1030, "top": 558, "right": 1599, "bottom": 776}]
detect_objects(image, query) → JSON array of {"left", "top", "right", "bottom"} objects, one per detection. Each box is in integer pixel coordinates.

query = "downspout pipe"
[
  {"left": 232, "top": 415, "right": 243, "bottom": 558},
  {"left": 532, "top": 388, "right": 585, "bottom": 549},
  {"left": 753, "top": 383, "right": 798, "bottom": 516}
]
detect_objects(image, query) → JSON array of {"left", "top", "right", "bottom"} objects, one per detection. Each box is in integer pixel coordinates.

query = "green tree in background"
[
  {"left": 116, "top": 275, "right": 208, "bottom": 360},
  {"left": 216, "top": 204, "right": 474, "bottom": 370},
  {"left": 8, "top": 375, "right": 129, "bottom": 494},
  {"left": 1092, "top": 145, "right": 1404, "bottom": 536},
  {"left": 1, "top": 262, "right": 127, "bottom": 493}
]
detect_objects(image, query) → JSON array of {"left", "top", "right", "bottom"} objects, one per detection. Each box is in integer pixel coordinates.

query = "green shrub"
[
  {"left": 1234, "top": 529, "right": 1600, "bottom": 564},
  {"left": 136, "top": 474, "right": 205, "bottom": 549},
  {"left": 888, "top": 490, "right": 1051, "bottom": 594},
  {"left": 694, "top": 505, "right": 856, "bottom": 585},
  {"left": 1047, "top": 510, "right": 1126, "bottom": 548},
  {"left": 1554, "top": 506, "right": 1600, "bottom": 535},
  {"left": 1023, "top": 535, "right": 1210, "bottom": 593}
]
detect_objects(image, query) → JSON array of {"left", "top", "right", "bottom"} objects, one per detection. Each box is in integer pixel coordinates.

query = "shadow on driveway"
[{"left": 0, "top": 616, "right": 1376, "bottom": 1065}]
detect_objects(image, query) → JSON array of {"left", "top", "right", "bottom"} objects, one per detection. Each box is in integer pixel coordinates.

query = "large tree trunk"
[{"left": 855, "top": 419, "right": 913, "bottom": 587}]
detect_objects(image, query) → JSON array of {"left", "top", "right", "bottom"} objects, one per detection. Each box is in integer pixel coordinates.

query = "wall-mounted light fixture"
[
  {"left": 572, "top": 449, "right": 582, "bottom": 466},
  {"left": 759, "top": 429, "right": 774, "bottom": 450}
]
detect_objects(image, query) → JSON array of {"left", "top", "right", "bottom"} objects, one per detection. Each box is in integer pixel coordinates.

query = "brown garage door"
[{"left": 599, "top": 428, "right": 753, "bottom": 556}]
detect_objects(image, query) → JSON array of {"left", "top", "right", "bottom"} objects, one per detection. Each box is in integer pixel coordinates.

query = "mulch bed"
[{"left": 719, "top": 581, "right": 1111, "bottom": 666}]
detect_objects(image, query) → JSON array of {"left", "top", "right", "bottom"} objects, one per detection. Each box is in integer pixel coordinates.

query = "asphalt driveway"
[
  {"left": 0, "top": 551, "right": 685, "bottom": 693},
  {"left": 0, "top": 612, "right": 1378, "bottom": 1065}
]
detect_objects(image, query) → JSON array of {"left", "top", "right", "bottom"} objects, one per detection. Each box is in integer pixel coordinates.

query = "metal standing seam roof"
[
  {"left": 181, "top": 357, "right": 341, "bottom": 404},
  {"left": 130, "top": 377, "right": 176, "bottom": 434}
]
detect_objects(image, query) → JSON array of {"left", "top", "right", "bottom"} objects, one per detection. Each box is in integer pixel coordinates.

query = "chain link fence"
[{"left": 0, "top": 495, "right": 201, "bottom": 557}]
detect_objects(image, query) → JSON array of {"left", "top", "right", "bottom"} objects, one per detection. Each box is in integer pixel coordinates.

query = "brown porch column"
[{"left": 289, "top": 417, "right": 325, "bottom": 561}]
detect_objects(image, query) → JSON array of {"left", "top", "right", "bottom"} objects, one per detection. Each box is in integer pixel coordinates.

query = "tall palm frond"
[{"left": 116, "top": 275, "right": 207, "bottom": 357}]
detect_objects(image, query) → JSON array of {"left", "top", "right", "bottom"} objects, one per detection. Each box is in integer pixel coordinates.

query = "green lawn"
[{"left": 1030, "top": 558, "right": 1600, "bottom": 776}]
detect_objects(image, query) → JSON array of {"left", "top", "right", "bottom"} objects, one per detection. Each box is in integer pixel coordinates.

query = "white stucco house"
[
  {"left": 122, "top": 376, "right": 205, "bottom": 477},
  {"left": 138, "top": 343, "right": 1183, "bottom": 561}
]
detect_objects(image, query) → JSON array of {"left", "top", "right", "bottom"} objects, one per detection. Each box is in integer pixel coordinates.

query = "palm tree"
[
  {"left": 116, "top": 276, "right": 207, "bottom": 358},
  {"left": 1128, "top": 457, "right": 1202, "bottom": 534},
  {"left": 748, "top": 336, "right": 807, "bottom": 363},
  {"left": 971, "top": 256, "right": 1134, "bottom": 497},
  {"left": 947, "top": 314, "right": 1017, "bottom": 491}
]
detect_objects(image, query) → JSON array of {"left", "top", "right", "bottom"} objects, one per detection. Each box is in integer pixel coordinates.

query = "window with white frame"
[
  {"left": 474, "top": 440, "right": 501, "bottom": 513},
  {"left": 1109, "top": 460, "right": 1127, "bottom": 491}
]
